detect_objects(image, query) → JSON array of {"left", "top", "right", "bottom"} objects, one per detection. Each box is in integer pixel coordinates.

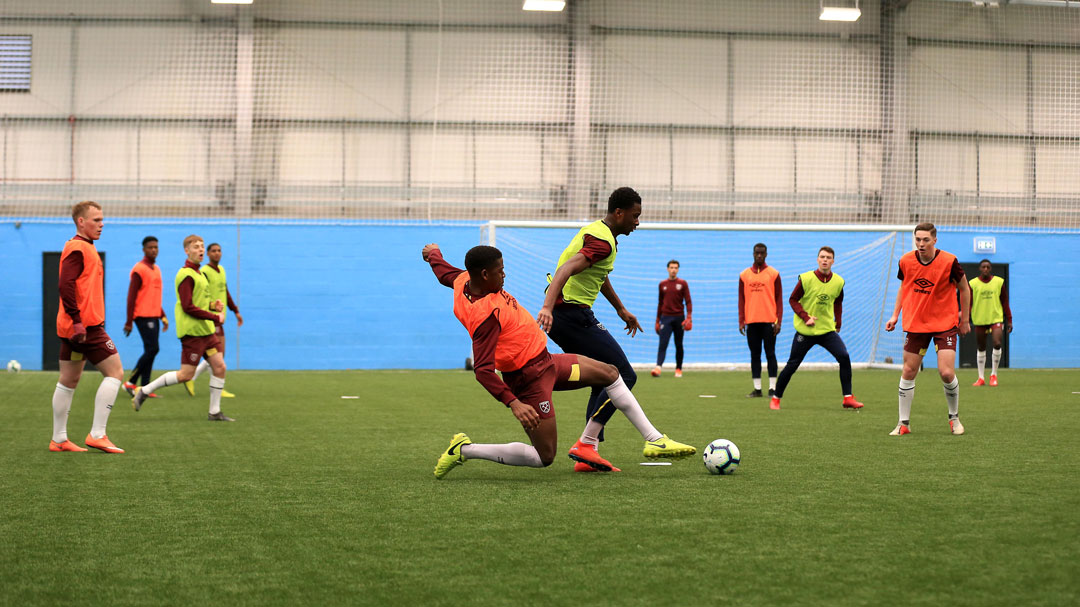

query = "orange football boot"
[
  {"left": 674, "top": 369, "right": 683, "bottom": 378},
  {"left": 842, "top": 395, "right": 864, "bottom": 409},
  {"left": 769, "top": 397, "right": 781, "bottom": 410},
  {"left": 650, "top": 367, "right": 662, "bottom": 377},
  {"left": 49, "top": 439, "right": 88, "bottom": 452},
  {"left": 567, "top": 441, "right": 619, "bottom": 472},
  {"left": 989, "top": 375, "right": 998, "bottom": 387},
  {"left": 972, "top": 378, "right": 985, "bottom": 387},
  {"left": 85, "top": 434, "right": 125, "bottom": 454}
]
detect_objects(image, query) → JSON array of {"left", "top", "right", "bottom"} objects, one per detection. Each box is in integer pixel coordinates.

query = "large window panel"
[
  {"left": 278, "top": 128, "right": 344, "bottom": 183},
  {"left": 411, "top": 129, "right": 472, "bottom": 185},
  {"left": 917, "top": 138, "right": 977, "bottom": 194},
  {"left": 76, "top": 24, "right": 234, "bottom": 118},
  {"left": 671, "top": 133, "right": 729, "bottom": 190},
  {"left": 6, "top": 123, "right": 69, "bottom": 180},
  {"left": 909, "top": 45, "right": 1026, "bottom": 135},
  {"left": 1036, "top": 142, "right": 1080, "bottom": 196},
  {"left": 978, "top": 140, "right": 1026, "bottom": 196},
  {"left": 796, "top": 137, "right": 861, "bottom": 193},
  {"left": 256, "top": 27, "right": 406, "bottom": 121},
  {"left": 594, "top": 34, "right": 728, "bottom": 126},
  {"left": 74, "top": 124, "right": 136, "bottom": 182},
  {"left": 734, "top": 135, "right": 793, "bottom": 192},
  {"left": 732, "top": 39, "right": 879, "bottom": 129},
  {"left": 345, "top": 127, "right": 406, "bottom": 184},
  {"left": 605, "top": 131, "right": 672, "bottom": 189},
  {"left": 411, "top": 30, "right": 568, "bottom": 123},
  {"left": 1032, "top": 50, "right": 1080, "bottom": 137}
]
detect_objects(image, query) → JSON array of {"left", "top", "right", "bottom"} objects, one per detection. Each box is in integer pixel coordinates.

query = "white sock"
[
  {"left": 898, "top": 377, "right": 915, "bottom": 423},
  {"left": 753, "top": 377, "right": 762, "bottom": 391},
  {"left": 976, "top": 350, "right": 986, "bottom": 380},
  {"left": 769, "top": 376, "right": 777, "bottom": 390},
  {"left": 991, "top": 348, "right": 1001, "bottom": 376},
  {"left": 605, "top": 376, "right": 662, "bottom": 442},
  {"left": 90, "top": 377, "right": 121, "bottom": 439},
  {"left": 143, "top": 371, "right": 179, "bottom": 394},
  {"left": 943, "top": 378, "right": 959, "bottom": 418},
  {"left": 579, "top": 419, "right": 604, "bottom": 447},
  {"left": 461, "top": 443, "right": 543, "bottom": 467},
  {"left": 51, "top": 383, "right": 76, "bottom": 443},
  {"left": 209, "top": 375, "right": 225, "bottom": 415},
  {"left": 192, "top": 358, "right": 210, "bottom": 381}
]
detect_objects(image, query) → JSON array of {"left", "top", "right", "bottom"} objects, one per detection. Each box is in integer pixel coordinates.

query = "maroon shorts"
[
  {"left": 215, "top": 324, "right": 226, "bottom": 354},
  {"left": 904, "top": 327, "right": 959, "bottom": 355},
  {"left": 59, "top": 325, "right": 118, "bottom": 365},
  {"left": 501, "top": 351, "right": 584, "bottom": 419},
  {"left": 180, "top": 334, "right": 222, "bottom": 366}
]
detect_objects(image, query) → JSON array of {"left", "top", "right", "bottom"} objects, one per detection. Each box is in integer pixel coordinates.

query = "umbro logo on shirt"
[{"left": 913, "top": 278, "right": 934, "bottom": 289}]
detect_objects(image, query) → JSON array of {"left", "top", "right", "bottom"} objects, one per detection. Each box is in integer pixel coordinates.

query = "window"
[{"left": 0, "top": 35, "right": 32, "bottom": 92}]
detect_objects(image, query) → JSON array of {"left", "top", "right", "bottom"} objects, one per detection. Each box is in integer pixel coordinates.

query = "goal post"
[{"left": 484, "top": 220, "right": 913, "bottom": 371}]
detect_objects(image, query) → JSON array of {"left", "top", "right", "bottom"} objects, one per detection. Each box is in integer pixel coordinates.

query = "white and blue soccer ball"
[
  {"left": 6, "top": 360, "right": 21, "bottom": 373},
  {"left": 703, "top": 439, "right": 740, "bottom": 475}
]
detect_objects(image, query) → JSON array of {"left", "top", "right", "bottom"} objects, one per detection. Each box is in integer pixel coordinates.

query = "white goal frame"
[{"left": 483, "top": 220, "right": 914, "bottom": 371}]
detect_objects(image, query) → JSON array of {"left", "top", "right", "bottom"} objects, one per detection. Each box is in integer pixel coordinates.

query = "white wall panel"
[
  {"left": 411, "top": 31, "right": 568, "bottom": 123},
  {"left": 733, "top": 39, "right": 879, "bottom": 129},
  {"left": 75, "top": 23, "right": 234, "bottom": 117},
  {"left": 734, "top": 136, "right": 793, "bottom": 192},
  {"left": 797, "top": 138, "right": 860, "bottom": 193},
  {"left": 595, "top": 35, "right": 728, "bottom": 126},
  {"left": 978, "top": 141, "right": 1026, "bottom": 196},
  {"left": 344, "top": 128, "right": 406, "bottom": 183},
  {"left": 860, "top": 140, "right": 883, "bottom": 194},
  {"left": 605, "top": 132, "right": 671, "bottom": 188},
  {"left": 918, "top": 138, "right": 977, "bottom": 194},
  {"left": 672, "top": 135, "right": 729, "bottom": 189},
  {"left": 909, "top": 45, "right": 1026, "bottom": 135},
  {"left": 541, "top": 133, "right": 568, "bottom": 186},
  {"left": 1036, "top": 143, "right": 1080, "bottom": 196},
  {"left": 139, "top": 127, "right": 207, "bottom": 183},
  {"left": 3, "top": 25, "right": 72, "bottom": 116},
  {"left": 6, "top": 124, "right": 69, "bottom": 180},
  {"left": 256, "top": 27, "right": 406, "bottom": 120},
  {"left": 278, "top": 128, "right": 344, "bottom": 183},
  {"left": 1032, "top": 50, "right": 1080, "bottom": 137},
  {"left": 74, "top": 124, "right": 136, "bottom": 182},
  {"left": 411, "top": 130, "right": 472, "bottom": 184},
  {"left": 907, "top": 2, "right": 1080, "bottom": 46},
  {"left": 587, "top": 0, "right": 881, "bottom": 35},
  {"left": 474, "top": 131, "right": 542, "bottom": 186}
]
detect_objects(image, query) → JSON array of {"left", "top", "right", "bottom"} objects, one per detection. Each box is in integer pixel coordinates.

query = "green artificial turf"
[{"left": 1, "top": 368, "right": 1078, "bottom": 606}]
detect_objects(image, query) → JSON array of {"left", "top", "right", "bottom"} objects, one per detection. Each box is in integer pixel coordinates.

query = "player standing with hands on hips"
[
  {"left": 652, "top": 260, "right": 692, "bottom": 378},
  {"left": 885, "top": 223, "right": 970, "bottom": 436}
]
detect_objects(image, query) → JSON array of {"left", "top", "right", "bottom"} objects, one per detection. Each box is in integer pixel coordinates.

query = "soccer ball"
[
  {"left": 703, "top": 439, "right": 740, "bottom": 475},
  {"left": 6, "top": 360, "right": 21, "bottom": 373}
]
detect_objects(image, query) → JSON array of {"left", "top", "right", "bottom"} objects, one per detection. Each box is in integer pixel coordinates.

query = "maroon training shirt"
[
  {"left": 58, "top": 235, "right": 93, "bottom": 326},
  {"left": 657, "top": 278, "right": 692, "bottom": 318}
]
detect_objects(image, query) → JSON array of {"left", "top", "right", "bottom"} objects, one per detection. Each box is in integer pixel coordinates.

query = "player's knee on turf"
[
  {"left": 600, "top": 363, "right": 619, "bottom": 385},
  {"left": 536, "top": 444, "right": 557, "bottom": 467}
]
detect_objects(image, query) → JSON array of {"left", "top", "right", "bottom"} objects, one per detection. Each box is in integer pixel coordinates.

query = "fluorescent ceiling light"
[
  {"left": 211, "top": 0, "right": 254, "bottom": 5},
  {"left": 523, "top": 0, "right": 566, "bottom": 11},
  {"left": 820, "top": 7, "right": 861, "bottom": 21}
]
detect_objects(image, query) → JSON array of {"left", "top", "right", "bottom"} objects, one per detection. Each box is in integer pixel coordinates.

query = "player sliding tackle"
[{"left": 423, "top": 243, "right": 694, "bottom": 479}]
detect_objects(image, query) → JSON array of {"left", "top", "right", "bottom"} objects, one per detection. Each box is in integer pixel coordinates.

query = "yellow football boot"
[{"left": 434, "top": 433, "right": 472, "bottom": 480}]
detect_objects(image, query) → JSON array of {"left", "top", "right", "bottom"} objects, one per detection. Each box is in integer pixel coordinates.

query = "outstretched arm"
[
  {"left": 422, "top": 244, "right": 464, "bottom": 287},
  {"left": 957, "top": 274, "right": 971, "bottom": 335}
]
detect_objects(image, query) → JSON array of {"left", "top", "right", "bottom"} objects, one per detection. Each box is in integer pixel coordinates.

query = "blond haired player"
[
  {"left": 885, "top": 223, "right": 971, "bottom": 436},
  {"left": 133, "top": 235, "right": 234, "bottom": 421},
  {"left": 51, "top": 200, "right": 125, "bottom": 453}
]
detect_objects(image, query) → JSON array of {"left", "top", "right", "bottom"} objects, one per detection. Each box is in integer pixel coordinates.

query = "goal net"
[{"left": 487, "top": 221, "right": 912, "bottom": 369}]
